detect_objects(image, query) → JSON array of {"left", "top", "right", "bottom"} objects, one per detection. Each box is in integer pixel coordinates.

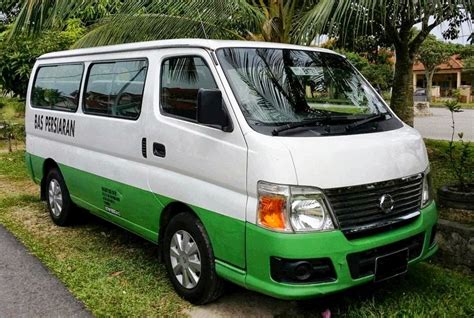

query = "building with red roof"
[{"left": 413, "top": 54, "right": 473, "bottom": 101}]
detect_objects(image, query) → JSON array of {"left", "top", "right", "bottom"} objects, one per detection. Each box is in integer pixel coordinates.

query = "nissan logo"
[{"left": 379, "top": 194, "right": 394, "bottom": 214}]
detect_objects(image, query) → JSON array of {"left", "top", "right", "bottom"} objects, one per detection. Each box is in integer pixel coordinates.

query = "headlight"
[
  {"left": 421, "top": 167, "right": 433, "bottom": 208},
  {"left": 257, "top": 181, "right": 334, "bottom": 232}
]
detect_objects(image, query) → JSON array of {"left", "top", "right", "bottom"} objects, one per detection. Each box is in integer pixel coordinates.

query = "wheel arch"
[
  {"left": 158, "top": 201, "right": 200, "bottom": 261},
  {"left": 40, "top": 158, "right": 60, "bottom": 200}
]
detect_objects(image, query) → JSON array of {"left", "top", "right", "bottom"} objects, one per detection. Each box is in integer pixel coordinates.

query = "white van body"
[{"left": 25, "top": 39, "right": 437, "bottom": 303}]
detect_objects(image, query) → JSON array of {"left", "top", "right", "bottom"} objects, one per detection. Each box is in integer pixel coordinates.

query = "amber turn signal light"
[{"left": 258, "top": 195, "right": 287, "bottom": 230}]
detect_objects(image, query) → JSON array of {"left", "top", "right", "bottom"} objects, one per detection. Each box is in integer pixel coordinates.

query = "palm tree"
[
  {"left": 10, "top": 0, "right": 265, "bottom": 45},
  {"left": 10, "top": 0, "right": 472, "bottom": 125},
  {"left": 293, "top": 0, "right": 472, "bottom": 125},
  {"left": 11, "top": 1, "right": 317, "bottom": 45}
]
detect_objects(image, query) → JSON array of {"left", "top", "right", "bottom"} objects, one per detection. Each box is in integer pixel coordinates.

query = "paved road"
[
  {"left": 0, "top": 224, "right": 91, "bottom": 318},
  {"left": 414, "top": 108, "right": 474, "bottom": 141}
]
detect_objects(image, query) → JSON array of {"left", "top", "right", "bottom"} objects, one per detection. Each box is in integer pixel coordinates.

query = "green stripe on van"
[{"left": 26, "top": 152, "right": 246, "bottom": 269}]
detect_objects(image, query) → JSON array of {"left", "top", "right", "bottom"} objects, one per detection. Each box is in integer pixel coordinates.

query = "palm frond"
[
  {"left": 72, "top": 14, "right": 245, "bottom": 48},
  {"left": 292, "top": 0, "right": 473, "bottom": 45},
  {"left": 10, "top": 0, "right": 88, "bottom": 37},
  {"left": 11, "top": 0, "right": 266, "bottom": 46}
]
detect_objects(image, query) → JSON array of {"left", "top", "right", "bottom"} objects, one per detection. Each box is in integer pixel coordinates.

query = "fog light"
[
  {"left": 270, "top": 257, "right": 337, "bottom": 284},
  {"left": 292, "top": 261, "right": 313, "bottom": 281}
]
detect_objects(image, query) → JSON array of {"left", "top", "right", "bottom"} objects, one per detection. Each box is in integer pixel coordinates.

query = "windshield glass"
[{"left": 217, "top": 48, "right": 395, "bottom": 135}]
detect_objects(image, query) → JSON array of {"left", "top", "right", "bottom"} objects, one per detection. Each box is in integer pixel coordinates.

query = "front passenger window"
[{"left": 160, "top": 56, "right": 217, "bottom": 121}]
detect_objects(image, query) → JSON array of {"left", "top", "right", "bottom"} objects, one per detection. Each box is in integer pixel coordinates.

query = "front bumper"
[{"left": 244, "top": 202, "right": 438, "bottom": 299}]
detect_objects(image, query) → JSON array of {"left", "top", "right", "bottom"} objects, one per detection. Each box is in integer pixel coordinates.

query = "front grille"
[
  {"left": 325, "top": 174, "right": 423, "bottom": 239},
  {"left": 347, "top": 233, "right": 424, "bottom": 279}
]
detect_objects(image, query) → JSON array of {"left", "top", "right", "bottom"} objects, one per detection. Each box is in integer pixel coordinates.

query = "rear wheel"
[
  {"left": 163, "top": 212, "right": 224, "bottom": 304},
  {"left": 45, "top": 168, "right": 75, "bottom": 226}
]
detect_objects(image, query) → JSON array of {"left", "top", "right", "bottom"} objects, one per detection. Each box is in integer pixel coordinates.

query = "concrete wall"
[{"left": 434, "top": 219, "right": 474, "bottom": 274}]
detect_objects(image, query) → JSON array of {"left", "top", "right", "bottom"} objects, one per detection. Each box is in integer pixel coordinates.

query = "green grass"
[
  {"left": 430, "top": 102, "right": 474, "bottom": 110},
  {"left": 289, "top": 262, "right": 474, "bottom": 317},
  {"left": 0, "top": 144, "right": 473, "bottom": 317},
  {"left": 0, "top": 151, "right": 187, "bottom": 317},
  {"left": 0, "top": 151, "right": 29, "bottom": 179}
]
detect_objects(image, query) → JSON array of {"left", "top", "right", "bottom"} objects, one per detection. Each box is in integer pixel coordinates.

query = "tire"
[
  {"left": 45, "top": 168, "right": 75, "bottom": 226},
  {"left": 438, "top": 185, "right": 474, "bottom": 210},
  {"left": 163, "top": 212, "right": 224, "bottom": 304}
]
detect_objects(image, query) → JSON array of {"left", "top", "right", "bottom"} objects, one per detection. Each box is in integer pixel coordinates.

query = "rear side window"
[
  {"left": 84, "top": 59, "right": 148, "bottom": 120},
  {"left": 31, "top": 64, "right": 83, "bottom": 112},
  {"left": 161, "top": 56, "right": 217, "bottom": 121}
]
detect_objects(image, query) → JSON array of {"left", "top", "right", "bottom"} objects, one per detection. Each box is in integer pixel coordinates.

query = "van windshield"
[{"left": 216, "top": 48, "right": 398, "bottom": 136}]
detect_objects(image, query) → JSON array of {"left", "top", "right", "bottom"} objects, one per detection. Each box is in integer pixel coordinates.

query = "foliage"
[
  {"left": 0, "top": 96, "right": 24, "bottom": 113},
  {"left": 0, "top": 96, "right": 25, "bottom": 152},
  {"left": 70, "top": 0, "right": 123, "bottom": 27},
  {"left": 431, "top": 102, "right": 474, "bottom": 109},
  {"left": 10, "top": 0, "right": 264, "bottom": 46},
  {"left": 0, "top": 120, "right": 24, "bottom": 152},
  {"left": 7, "top": 0, "right": 473, "bottom": 126},
  {"left": 460, "top": 45, "right": 474, "bottom": 71},
  {"left": 361, "top": 63, "right": 393, "bottom": 92},
  {"left": 417, "top": 36, "right": 453, "bottom": 73},
  {"left": 444, "top": 99, "right": 473, "bottom": 190},
  {"left": 0, "top": 19, "right": 84, "bottom": 97},
  {"left": 293, "top": 0, "right": 472, "bottom": 126},
  {"left": 338, "top": 49, "right": 393, "bottom": 91},
  {"left": 0, "top": 0, "right": 21, "bottom": 26},
  {"left": 338, "top": 50, "right": 369, "bottom": 70},
  {"left": 295, "top": 1, "right": 471, "bottom": 46}
]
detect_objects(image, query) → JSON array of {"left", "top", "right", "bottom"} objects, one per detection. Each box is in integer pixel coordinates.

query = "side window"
[
  {"left": 32, "top": 64, "right": 83, "bottom": 112},
  {"left": 84, "top": 59, "right": 148, "bottom": 120},
  {"left": 161, "top": 56, "right": 217, "bottom": 120}
]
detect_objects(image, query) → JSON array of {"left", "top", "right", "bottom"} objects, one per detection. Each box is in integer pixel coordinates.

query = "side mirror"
[{"left": 197, "top": 88, "right": 232, "bottom": 132}]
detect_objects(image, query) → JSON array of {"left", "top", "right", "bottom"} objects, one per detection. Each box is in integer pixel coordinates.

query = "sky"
[{"left": 420, "top": 19, "right": 472, "bottom": 45}]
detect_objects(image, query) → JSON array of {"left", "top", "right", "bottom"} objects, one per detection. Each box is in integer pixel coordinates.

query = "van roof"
[{"left": 38, "top": 38, "right": 338, "bottom": 60}]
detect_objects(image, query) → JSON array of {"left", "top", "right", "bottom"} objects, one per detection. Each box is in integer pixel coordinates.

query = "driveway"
[
  {"left": 0, "top": 224, "right": 91, "bottom": 318},
  {"left": 414, "top": 107, "right": 474, "bottom": 141}
]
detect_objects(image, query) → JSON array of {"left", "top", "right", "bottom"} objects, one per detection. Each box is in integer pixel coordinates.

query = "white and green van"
[{"left": 25, "top": 39, "right": 438, "bottom": 304}]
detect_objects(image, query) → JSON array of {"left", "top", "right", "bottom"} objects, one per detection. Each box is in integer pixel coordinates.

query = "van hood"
[{"left": 276, "top": 126, "right": 429, "bottom": 189}]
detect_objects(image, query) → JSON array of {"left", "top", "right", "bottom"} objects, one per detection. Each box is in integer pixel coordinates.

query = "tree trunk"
[
  {"left": 390, "top": 46, "right": 415, "bottom": 126},
  {"left": 425, "top": 70, "right": 434, "bottom": 103}
]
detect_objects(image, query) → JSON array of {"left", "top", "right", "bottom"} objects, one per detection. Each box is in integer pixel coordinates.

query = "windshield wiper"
[
  {"left": 345, "top": 113, "right": 388, "bottom": 132},
  {"left": 271, "top": 116, "right": 346, "bottom": 136}
]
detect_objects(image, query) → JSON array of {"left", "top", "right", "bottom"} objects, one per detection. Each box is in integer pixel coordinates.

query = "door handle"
[
  {"left": 141, "top": 138, "right": 147, "bottom": 158},
  {"left": 153, "top": 142, "right": 166, "bottom": 158}
]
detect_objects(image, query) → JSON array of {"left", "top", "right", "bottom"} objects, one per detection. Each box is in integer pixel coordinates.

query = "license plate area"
[{"left": 374, "top": 248, "right": 409, "bottom": 282}]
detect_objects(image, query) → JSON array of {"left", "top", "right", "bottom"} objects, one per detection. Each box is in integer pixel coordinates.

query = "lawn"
[
  {"left": 0, "top": 141, "right": 473, "bottom": 317},
  {"left": 0, "top": 151, "right": 187, "bottom": 317},
  {"left": 430, "top": 101, "right": 474, "bottom": 110}
]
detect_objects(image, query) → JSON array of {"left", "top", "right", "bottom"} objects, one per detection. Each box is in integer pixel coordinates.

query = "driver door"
[{"left": 145, "top": 49, "right": 248, "bottom": 269}]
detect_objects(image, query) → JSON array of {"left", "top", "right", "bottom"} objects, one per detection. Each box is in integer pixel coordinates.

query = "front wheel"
[{"left": 163, "top": 212, "right": 224, "bottom": 304}]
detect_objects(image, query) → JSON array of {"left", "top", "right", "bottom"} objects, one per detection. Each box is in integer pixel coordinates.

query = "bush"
[
  {"left": 0, "top": 19, "right": 85, "bottom": 97},
  {"left": 444, "top": 100, "right": 473, "bottom": 190},
  {"left": 0, "top": 96, "right": 24, "bottom": 114},
  {"left": 336, "top": 49, "right": 394, "bottom": 92}
]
